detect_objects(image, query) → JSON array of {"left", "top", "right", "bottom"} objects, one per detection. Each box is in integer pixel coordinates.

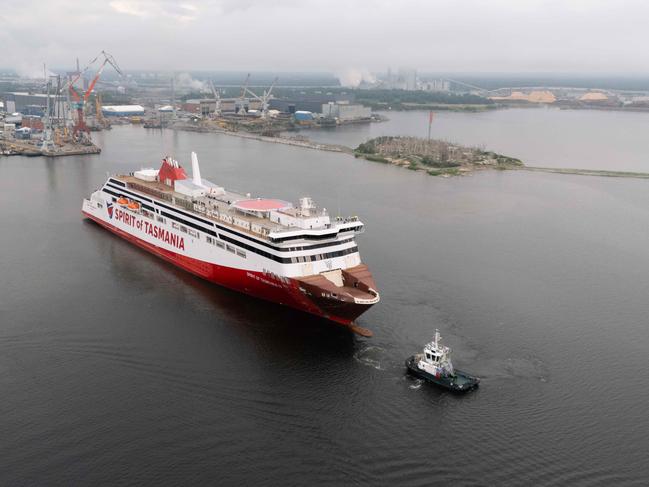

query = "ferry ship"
[{"left": 82, "top": 153, "right": 380, "bottom": 335}]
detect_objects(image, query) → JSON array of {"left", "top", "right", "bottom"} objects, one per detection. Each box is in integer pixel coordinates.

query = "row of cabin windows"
[
  {"left": 176, "top": 224, "right": 198, "bottom": 238},
  {"left": 206, "top": 235, "right": 247, "bottom": 258},
  {"left": 426, "top": 353, "right": 440, "bottom": 362},
  {"left": 206, "top": 235, "right": 225, "bottom": 249}
]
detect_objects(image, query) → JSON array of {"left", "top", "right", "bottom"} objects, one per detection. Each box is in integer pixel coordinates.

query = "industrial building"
[
  {"left": 269, "top": 93, "right": 354, "bottom": 114},
  {"left": 321, "top": 102, "right": 371, "bottom": 121},
  {"left": 181, "top": 98, "right": 261, "bottom": 115},
  {"left": 384, "top": 68, "right": 418, "bottom": 90},
  {"left": 101, "top": 105, "right": 145, "bottom": 117},
  {"left": 182, "top": 99, "right": 216, "bottom": 115},
  {"left": 1, "top": 92, "right": 67, "bottom": 117},
  {"left": 422, "top": 79, "right": 451, "bottom": 92}
]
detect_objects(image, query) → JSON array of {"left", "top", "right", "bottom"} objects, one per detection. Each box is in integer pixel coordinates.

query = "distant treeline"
[
  {"left": 238, "top": 87, "right": 493, "bottom": 108},
  {"left": 352, "top": 89, "right": 493, "bottom": 108}
]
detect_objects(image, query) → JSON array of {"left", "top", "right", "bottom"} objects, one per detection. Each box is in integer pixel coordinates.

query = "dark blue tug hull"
[{"left": 406, "top": 356, "right": 480, "bottom": 393}]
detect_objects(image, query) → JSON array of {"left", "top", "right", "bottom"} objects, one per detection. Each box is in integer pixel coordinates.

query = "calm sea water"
[
  {"left": 303, "top": 107, "right": 649, "bottom": 172},
  {"left": 1, "top": 119, "right": 649, "bottom": 485}
]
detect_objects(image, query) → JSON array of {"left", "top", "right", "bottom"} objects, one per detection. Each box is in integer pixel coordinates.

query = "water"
[
  {"left": 2, "top": 120, "right": 649, "bottom": 485},
  {"left": 302, "top": 107, "right": 649, "bottom": 172}
]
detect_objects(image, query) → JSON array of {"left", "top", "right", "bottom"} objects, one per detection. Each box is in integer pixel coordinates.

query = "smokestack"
[{"left": 191, "top": 151, "right": 202, "bottom": 186}]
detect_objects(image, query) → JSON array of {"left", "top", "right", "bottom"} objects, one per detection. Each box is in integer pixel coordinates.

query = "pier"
[{"left": 0, "top": 139, "right": 101, "bottom": 157}]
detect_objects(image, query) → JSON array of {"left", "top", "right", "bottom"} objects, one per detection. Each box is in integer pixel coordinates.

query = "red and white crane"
[{"left": 64, "top": 51, "right": 122, "bottom": 139}]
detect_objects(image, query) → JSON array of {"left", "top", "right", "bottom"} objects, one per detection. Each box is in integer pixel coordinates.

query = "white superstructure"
[{"left": 82, "top": 152, "right": 379, "bottom": 329}]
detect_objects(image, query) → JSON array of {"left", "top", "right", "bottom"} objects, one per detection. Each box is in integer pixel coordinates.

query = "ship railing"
[
  {"left": 174, "top": 198, "right": 194, "bottom": 211},
  {"left": 126, "top": 182, "right": 172, "bottom": 202}
]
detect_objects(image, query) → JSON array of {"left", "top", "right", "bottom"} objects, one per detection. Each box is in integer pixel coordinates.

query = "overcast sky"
[{"left": 1, "top": 0, "right": 648, "bottom": 77}]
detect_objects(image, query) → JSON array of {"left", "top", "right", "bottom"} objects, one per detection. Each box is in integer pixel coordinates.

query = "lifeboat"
[
  {"left": 127, "top": 200, "right": 141, "bottom": 211},
  {"left": 117, "top": 197, "right": 129, "bottom": 206}
]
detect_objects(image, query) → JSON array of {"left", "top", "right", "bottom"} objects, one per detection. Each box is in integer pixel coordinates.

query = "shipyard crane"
[
  {"left": 208, "top": 80, "right": 222, "bottom": 116},
  {"left": 64, "top": 51, "right": 122, "bottom": 140},
  {"left": 243, "top": 77, "right": 278, "bottom": 119},
  {"left": 235, "top": 73, "right": 251, "bottom": 114}
]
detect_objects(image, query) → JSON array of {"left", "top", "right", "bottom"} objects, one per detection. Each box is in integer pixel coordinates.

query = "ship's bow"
[{"left": 296, "top": 264, "right": 379, "bottom": 325}]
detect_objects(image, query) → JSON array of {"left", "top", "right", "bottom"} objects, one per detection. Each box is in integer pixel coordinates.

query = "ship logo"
[{"left": 107, "top": 202, "right": 114, "bottom": 219}]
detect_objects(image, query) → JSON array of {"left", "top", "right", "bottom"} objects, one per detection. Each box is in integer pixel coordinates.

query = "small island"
[{"left": 354, "top": 136, "right": 523, "bottom": 176}]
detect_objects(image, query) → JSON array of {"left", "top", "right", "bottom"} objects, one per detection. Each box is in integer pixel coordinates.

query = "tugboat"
[{"left": 406, "top": 330, "right": 480, "bottom": 393}]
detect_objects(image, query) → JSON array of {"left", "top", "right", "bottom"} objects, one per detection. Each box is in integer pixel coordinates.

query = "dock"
[{"left": 0, "top": 139, "right": 101, "bottom": 157}]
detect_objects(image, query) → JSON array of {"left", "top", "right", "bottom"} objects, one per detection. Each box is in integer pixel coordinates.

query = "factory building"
[
  {"left": 181, "top": 98, "right": 261, "bottom": 115},
  {"left": 321, "top": 102, "right": 371, "bottom": 121},
  {"left": 182, "top": 99, "right": 216, "bottom": 116},
  {"left": 1, "top": 92, "right": 67, "bottom": 118},
  {"left": 269, "top": 93, "right": 354, "bottom": 114},
  {"left": 101, "top": 105, "right": 145, "bottom": 117}
]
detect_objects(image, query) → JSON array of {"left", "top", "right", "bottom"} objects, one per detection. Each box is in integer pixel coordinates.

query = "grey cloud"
[{"left": 2, "top": 0, "right": 648, "bottom": 73}]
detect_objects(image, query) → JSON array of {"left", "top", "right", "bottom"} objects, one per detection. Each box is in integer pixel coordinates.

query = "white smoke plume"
[
  {"left": 176, "top": 72, "right": 207, "bottom": 91},
  {"left": 337, "top": 68, "right": 376, "bottom": 88},
  {"left": 15, "top": 62, "right": 56, "bottom": 79}
]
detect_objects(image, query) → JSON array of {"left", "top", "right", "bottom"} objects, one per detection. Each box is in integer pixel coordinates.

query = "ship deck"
[{"left": 115, "top": 175, "right": 334, "bottom": 242}]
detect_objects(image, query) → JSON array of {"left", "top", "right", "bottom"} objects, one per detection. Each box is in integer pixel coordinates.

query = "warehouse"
[
  {"left": 321, "top": 101, "right": 371, "bottom": 121},
  {"left": 101, "top": 105, "right": 145, "bottom": 117},
  {"left": 1, "top": 92, "right": 66, "bottom": 117}
]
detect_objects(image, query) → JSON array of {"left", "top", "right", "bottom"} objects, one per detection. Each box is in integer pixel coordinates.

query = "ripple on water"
[{"left": 353, "top": 344, "right": 391, "bottom": 371}]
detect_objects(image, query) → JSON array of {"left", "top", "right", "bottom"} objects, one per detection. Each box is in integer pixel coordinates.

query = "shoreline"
[
  {"left": 520, "top": 166, "right": 649, "bottom": 179},
  {"left": 170, "top": 123, "right": 649, "bottom": 180},
  {"left": 173, "top": 123, "right": 353, "bottom": 154}
]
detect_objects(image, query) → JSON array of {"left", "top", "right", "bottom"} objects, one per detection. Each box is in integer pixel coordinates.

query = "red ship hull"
[{"left": 83, "top": 212, "right": 377, "bottom": 334}]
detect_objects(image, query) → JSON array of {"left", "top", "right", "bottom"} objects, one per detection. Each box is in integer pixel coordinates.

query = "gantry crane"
[{"left": 242, "top": 76, "right": 278, "bottom": 118}]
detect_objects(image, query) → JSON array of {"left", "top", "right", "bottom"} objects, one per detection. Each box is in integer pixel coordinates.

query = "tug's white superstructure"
[{"left": 417, "top": 330, "right": 455, "bottom": 378}]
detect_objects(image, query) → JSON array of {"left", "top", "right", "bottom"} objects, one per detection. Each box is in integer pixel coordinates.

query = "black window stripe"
[
  {"left": 102, "top": 187, "right": 154, "bottom": 211},
  {"left": 270, "top": 232, "right": 337, "bottom": 243},
  {"left": 270, "top": 226, "right": 362, "bottom": 243},
  {"left": 106, "top": 183, "right": 152, "bottom": 202},
  {"left": 156, "top": 201, "right": 212, "bottom": 226},
  {"left": 219, "top": 233, "right": 358, "bottom": 264},
  {"left": 160, "top": 211, "right": 217, "bottom": 237},
  {"left": 108, "top": 178, "right": 126, "bottom": 187}
]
